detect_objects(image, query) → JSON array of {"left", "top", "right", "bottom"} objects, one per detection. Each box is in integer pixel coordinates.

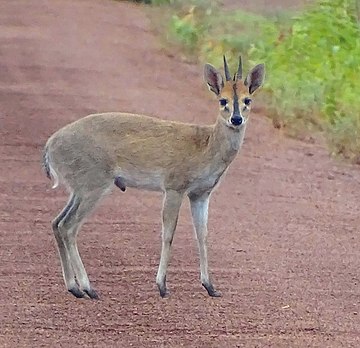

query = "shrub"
[
  {"left": 253, "top": 0, "right": 360, "bottom": 160},
  {"left": 159, "top": 0, "right": 360, "bottom": 161}
]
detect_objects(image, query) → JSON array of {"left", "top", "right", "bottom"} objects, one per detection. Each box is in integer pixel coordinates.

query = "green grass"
[{"left": 148, "top": 0, "right": 360, "bottom": 162}]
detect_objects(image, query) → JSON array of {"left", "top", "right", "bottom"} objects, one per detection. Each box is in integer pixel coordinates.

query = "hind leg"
[
  {"left": 60, "top": 189, "right": 109, "bottom": 299},
  {"left": 52, "top": 195, "right": 84, "bottom": 298}
]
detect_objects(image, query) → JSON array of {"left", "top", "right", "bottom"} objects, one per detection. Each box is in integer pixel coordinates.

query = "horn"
[
  {"left": 223, "top": 55, "right": 231, "bottom": 81},
  {"left": 235, "top": 56, "right": 242, "bottom": 81}
]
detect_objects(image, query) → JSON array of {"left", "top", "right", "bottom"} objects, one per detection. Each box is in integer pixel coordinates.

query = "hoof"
[
  {"left": 68, "top": 286, "right": 85, "bottom": 298},
  {"left": 208, "top": 289, "right": 222, "bottom": 297},
  {"left": 157, "top": 284, "right": 169, "bottom": 298},
  {"left": 84, "top": 288, "right": 100, "bottom": 300},
  {"left": 202, "top": 283, "right": 221, "bottom": 297}
]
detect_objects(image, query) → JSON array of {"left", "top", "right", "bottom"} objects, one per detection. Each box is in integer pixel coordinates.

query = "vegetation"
[{"left": 148, "top": 0, "right": 360, "bottom": 162}]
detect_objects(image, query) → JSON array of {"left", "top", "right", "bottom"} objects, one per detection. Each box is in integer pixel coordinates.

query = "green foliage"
[
  {"left": 158, "top": 0, "right": 360, "bottom": 161},
  {"left": 166, "top": 4, "right": 284, "bottom": 69},
  {"left": 129, "top": 0, "right": 172, "bottom": 4},
  {"left": 169, "top": 13, "right": 202, "bottom": 50},
  {"left": 167, "top": 3, "right": 218, "bottom": 54},
  {"left": 150, "top": 0, "right": 173, "bottom": 5},
  {"left": 252, "top": 0, "right": 360, "bottom": 160},
  {"left": 199, "top": 11, "right": 281, "bottom": 69}
]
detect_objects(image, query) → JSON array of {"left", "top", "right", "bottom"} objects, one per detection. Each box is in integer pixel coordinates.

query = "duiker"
[{"left": 43, "top": 56, "right": 265, "bottom": 299}]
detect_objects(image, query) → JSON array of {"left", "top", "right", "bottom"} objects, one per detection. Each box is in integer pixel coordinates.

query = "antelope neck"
[{"left": 207, "top": 117, "right": 247, "bottom": 164}]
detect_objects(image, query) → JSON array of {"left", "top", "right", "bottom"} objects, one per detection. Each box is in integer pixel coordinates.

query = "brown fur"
[{"left": 43, "top": 58, "right": 265, "bottom": 299}]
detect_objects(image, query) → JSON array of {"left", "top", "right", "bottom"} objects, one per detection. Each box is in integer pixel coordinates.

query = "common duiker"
[{"left": 43, "top": 56, "right": 265, "bottom": 299}]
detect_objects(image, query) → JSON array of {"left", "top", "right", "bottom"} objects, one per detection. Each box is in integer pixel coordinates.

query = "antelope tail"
[{"left": 42, "top": 147, "right": 59, "bottom": 189}]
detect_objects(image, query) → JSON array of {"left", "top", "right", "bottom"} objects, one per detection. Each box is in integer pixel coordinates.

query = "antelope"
[{"left": 42, "top": 56, "right": 265, "bottom": 299}]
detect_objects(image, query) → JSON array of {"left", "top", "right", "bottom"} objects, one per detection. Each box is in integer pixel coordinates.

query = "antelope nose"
[{"left": 231, "top": 116, "right": 243, "bottom": 126}]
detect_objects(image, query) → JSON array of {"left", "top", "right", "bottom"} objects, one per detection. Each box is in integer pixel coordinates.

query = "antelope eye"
[
  {"left": 219, "top": 98, "right": 228, "bottom": 106},
  {"left": 244, "top": 97, "right": 252, "bottom": 106}
]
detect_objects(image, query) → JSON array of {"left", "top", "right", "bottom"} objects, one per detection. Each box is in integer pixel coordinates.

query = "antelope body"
[{"left": 43, "top": 56, "right": 265, "bottom": 299}]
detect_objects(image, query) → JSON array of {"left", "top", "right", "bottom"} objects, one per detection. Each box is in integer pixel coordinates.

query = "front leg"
[
  {"left": 156, "top": 189, "right": 183, "bottom": 298},
  {"left": 189, "top": 192, "right": 221, "bottom": 297}
]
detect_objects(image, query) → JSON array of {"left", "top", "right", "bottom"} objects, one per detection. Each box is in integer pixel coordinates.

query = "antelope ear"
[
  {"left": 204, "top": 63, "right": 224, "bottom": 96},
  {"left": 244, "top": 64, "right": 265, "bottom": 94}
]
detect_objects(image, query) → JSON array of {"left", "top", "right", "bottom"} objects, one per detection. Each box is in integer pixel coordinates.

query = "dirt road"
[{"left": 0, "top": 1, "right": 359, "bottom": 347}]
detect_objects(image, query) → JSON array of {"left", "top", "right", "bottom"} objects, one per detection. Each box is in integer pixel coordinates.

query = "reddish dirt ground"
[{"left": 1, "top": 1, "right": 360, "bottom": 347}]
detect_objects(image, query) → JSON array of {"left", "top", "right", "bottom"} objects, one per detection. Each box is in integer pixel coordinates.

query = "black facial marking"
[{"left": 232, "top": 84, "right": 240, "bottom": 117}]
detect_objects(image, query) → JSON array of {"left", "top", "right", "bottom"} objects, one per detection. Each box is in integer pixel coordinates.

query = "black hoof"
[
  {"left": 84, "top": 288, "right": 100, "bottom": 300},
  {"left": 68, "top": 286, "right": 85, "bottom": 298},
  {"left": 157, "top": 284, "right": 169, "bottom": 298},
  {"left": 202, "top": 283, "right": 221, "bottom": 297}
]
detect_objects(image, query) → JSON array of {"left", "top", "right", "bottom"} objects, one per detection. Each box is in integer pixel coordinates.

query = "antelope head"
[{"left": 204, "top": 55, "right": 265, "bottom": 129}]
